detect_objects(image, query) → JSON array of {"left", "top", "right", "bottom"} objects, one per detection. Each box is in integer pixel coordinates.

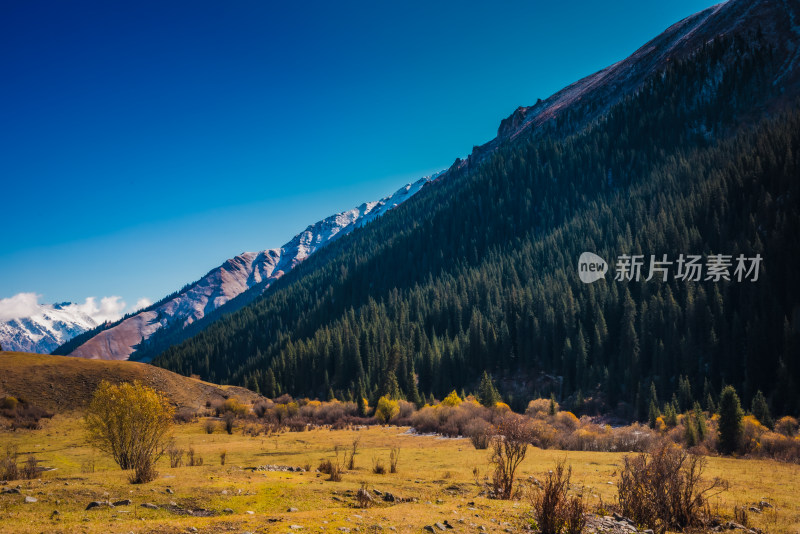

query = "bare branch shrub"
[
  {"left": 186, "top": 447, "right": 203, "bottom": 467},
  {"left": 617, "top": 444, "right": 728, "bottom": 533},
  {"left": 490, "top": 414, "right": 534, "bottom": 499},
  {"left": 347, "top": 437, "right": 360, "bottom": 470},
  {"left": 529, "top": 460, "right": 585, "bottom": 534},
  {"left": 372, "top": 456, "right": 386, "bottom": 475},
  {"left": 167, "top": 443, "right": 184, "bottom": 468},
  {"left": 389, "top": 446, "right": 400, "bottom": 473}
]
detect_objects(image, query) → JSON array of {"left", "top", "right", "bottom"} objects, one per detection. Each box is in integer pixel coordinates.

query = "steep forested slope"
[{"left": 154, "top": 28, "right": 800, "bottom": 417}]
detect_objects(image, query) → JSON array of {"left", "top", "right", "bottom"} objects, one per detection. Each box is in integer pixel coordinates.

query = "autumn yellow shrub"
[
  {"left": 776, "top": 416, "right": 799, "bottom": 437},
  {"left": 530, "top": 419, "right": 558, "bottom": 449},
  {"left": 526, "top": 398, "right": 554, "bottom": 418},
  {"left": 742, "top": 415, "right": 768, "bottom": 453},
  {"left": 555, "top": 411, "right": 580, "bottom": 431},
  {"left": 221, "top": 397, "right": 248, "bottom": 416},
  {"left": 85, "top": 380, "right": 174, "bottom": 484},
  {"left": 441, "top": 390, "right": 462, "bottom": 407},
  {"left": 375, "top": 396, "right": 400, "bottom": 423}
]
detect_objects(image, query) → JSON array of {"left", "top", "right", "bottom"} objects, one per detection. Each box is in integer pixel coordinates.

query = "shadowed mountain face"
[
  {"left": 456, "top": 0, "right": 800, "bottom": 173},
  {"left": 151, "top": 0, "right": 800, "bottom": 416},
  {"left": 51, "top": 177, "right": 432, "bottom": 361}
]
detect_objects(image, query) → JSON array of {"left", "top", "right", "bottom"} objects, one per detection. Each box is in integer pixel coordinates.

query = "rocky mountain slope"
[
  {"left": 451, "top": 0, "right": 800, "bottom": 175},
  {"left": 53, "top": 176, "right": 433, "bottom": 361}
]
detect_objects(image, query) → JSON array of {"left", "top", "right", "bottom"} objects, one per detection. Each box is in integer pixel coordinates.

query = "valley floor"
[{"left": 0, "top": 416, "right": 799, "bottom": 533}]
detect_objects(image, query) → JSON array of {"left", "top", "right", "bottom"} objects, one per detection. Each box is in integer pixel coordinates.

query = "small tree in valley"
[{"left": 85, "top": 380, "right": 174, "bottom": 483}]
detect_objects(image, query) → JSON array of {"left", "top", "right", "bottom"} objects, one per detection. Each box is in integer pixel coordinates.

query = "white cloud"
[
  {"left": 0, "top": 292, "right": 127, "bottom": 325},
  {"left": 66, "top": 296, "right": 127, "bottom": 324},
  {"left": 133, "top": 298, "right": 152, "bottom": 312},
  {"left": 0, "top": 292, "right": 41, "bottom": 322}
]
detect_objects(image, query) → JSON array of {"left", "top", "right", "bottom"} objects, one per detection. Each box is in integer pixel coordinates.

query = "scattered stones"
[
  {"left": 166, "top": 488, "right": 174, "bottom": 494},
  {"left": 749, "top": 506, "right": 762, "bottom": 514},
  {"left": 382, "top": 492, "right": 407, "bottom": 503},
  {"left": 759, "top": 500, "right": 773, "bottom": 508},
  {"left": 113, "top": 499, "right": 132, "bottom": 506},
  {"left": 356, "top": 487, "right": 374, "bottom": 505},
  {"left": 187, "top": 528, "right": 198, "bottom": 533},
  {"left": 86, "top": 500, "right": 114, "bottom": 510},
  {"left": 289, "top": 525, "right": 304, "bottom": 530},
  {"left": 288, "top": 507, "right": 299, "bottom": 512},
  {"left": 720, "top": 521, "right": 757, "bottom": 532},
  {"left": 140, "top": 503, "right": 159, "bottom": 510},
  {"left": 24, "top": 496, "right": 37, "bottom": 503},
  {"left": 1, "top": 487, "right": 20, "bottom": 494},
  {"left": 222, "top": 508, "right": 234, "bottom": 514},
  {"left": 250, "top": 465, "right": 307, "bottom": 473},
  {"left": 585, "top": 513, "right": 642, "bottom": 533}
]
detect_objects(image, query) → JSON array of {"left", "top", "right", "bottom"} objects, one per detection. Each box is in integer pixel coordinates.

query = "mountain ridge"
[
  {"left": 51, "top": 175, "right": 434, "bottom": 361},
  {"left": 151, "top": 0, "right": 800, "bottom": 416}
]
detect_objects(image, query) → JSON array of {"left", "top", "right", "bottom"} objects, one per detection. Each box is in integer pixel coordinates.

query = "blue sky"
[{"left": 0, "top": 0, "right": 719, "bottom": 316}]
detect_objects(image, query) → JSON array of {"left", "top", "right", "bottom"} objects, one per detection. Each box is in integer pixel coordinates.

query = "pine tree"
[
  {"left": 478, "top": 371, "right": 501, "bottom": 407},
  {"left": 678, "top": 375, "right": 693, "bottom": 412},
  {"left": 406, "top": 363, "right": 422, "bottom": 407},
  {"left": 265, "top": 369, "right": 277, "bottom": 399},
  {"left": 664, "top": 403, "right": 678, "bottom": 427},
  {"left": 751, "top": 390, "right": 773, "bottom": 428},
  {"left": 648, "top": 401, "right": 661, "bottom": 429},
  {"left": 718, "top": 385, "right": 744, "bottom": 454},
  {"left": 549, "top": 393, "right": 558, "bottom": 416},
  {"left": 357, "top": 385, "right": 368, "bottom": 417},
  {"left": 705, "top": 392, "right": 716, "bottom": 414},
  {"left": 693, "top": 402, "right": 707, "bottom": 440}
]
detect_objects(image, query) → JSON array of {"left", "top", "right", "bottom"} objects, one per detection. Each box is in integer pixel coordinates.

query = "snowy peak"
[
  {"left": 0, "top": 301, "right": 99, "bottom": 354},
  {"left": 61, "top": 175, "right": 434, "bottom": 361}
]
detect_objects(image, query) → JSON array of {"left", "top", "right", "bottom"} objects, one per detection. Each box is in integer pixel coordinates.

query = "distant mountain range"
[
  {"left": 42, "top": 176, "right": 434, "bottom": 361},
  {"left": 0, "top": 301, "right": 99, "bottom": 354}
]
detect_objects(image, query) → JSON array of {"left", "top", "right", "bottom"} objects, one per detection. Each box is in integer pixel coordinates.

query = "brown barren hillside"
[{"left": 0, "top": 351, "right": 263, "bottom": 412}]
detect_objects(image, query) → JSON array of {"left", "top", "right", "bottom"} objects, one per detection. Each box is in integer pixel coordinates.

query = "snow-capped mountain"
[
  {"left": 0, "top": 302, "right": 99, "bottom": 354},
  {"left": 58, "top": 176, "right": 434, "bottom": 361}
]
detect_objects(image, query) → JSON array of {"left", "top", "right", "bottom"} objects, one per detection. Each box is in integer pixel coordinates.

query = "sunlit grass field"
[{"left": 1, "top": 416, "right": 799, "bottom": 533}]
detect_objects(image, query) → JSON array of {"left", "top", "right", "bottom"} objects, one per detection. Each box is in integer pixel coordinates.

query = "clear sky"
[{"left": 0, "top": 0, "right": 720, "bottom": 317}]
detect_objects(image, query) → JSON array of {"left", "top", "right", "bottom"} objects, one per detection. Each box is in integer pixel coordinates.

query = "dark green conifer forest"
[{"left": 153, "top": 33, "right": 800, "bottom": 418}]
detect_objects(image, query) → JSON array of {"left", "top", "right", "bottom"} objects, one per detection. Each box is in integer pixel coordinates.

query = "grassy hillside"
[{"left": 0, "top": 352, "right": 262, "bottom": 413}]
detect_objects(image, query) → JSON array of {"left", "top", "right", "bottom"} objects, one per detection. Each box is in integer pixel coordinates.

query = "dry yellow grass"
[{"left": 0, "top": 417, "right": 799, "bottom": 534}]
